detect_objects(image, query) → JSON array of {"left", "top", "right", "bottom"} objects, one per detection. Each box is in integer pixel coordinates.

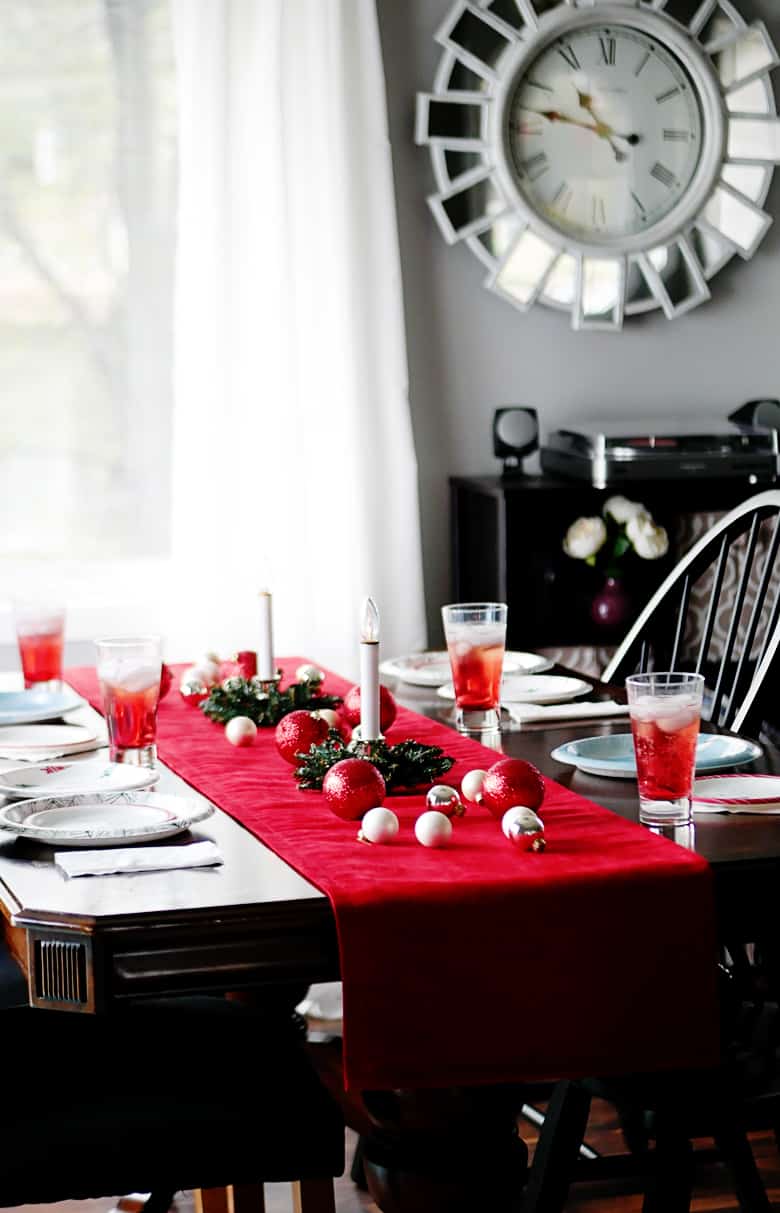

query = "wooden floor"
[{"left": 14, "top": 1104, "right": 780, "bottom": 1212}]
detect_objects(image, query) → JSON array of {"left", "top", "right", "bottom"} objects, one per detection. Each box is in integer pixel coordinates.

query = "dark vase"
[{"left": 590, "top": 575, "right": 632, "bottom": 632}]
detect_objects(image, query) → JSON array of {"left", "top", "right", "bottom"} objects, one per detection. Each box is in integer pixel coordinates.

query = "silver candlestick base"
[{"left": 252, "top": 670, "right": 282, "bottom": 692}]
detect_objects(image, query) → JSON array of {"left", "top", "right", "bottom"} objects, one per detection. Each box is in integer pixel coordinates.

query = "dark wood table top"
[{"left": 0, "top": 667, "right": 778, "bottom": 1008}]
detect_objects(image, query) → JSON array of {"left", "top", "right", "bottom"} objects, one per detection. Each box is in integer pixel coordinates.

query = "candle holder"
[
  {"left": 253, "top": 670, "right": 282, "bottom": 693},
  {"left": 350, "top": 726, "right": 386, "bottom": 757}
]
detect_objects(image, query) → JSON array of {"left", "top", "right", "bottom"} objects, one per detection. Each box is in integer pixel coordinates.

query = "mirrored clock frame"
[{"left": 415, "top": 0, "right": 780, "bottom": 330}]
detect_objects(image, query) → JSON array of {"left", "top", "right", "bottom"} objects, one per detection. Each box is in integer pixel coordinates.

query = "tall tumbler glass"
[
  {"left": 14, "top": 601, "right": 65, "bottom": 691},
  {"left": 626, "top": 672, "right": 705, "bottom": 827},
  {"left": 441, "top": 602, "right": 508, "bottom": 734},
  {"left": 95, "top": 637, "right": 162, "bottom": 767}
]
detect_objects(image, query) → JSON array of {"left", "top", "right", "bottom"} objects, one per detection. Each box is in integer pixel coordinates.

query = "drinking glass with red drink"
[
  {"left": 441, "top": 602, "right": 508, "bottom": 733},
  {"left": 626, "top": 672, "right": 705, "bottom": 827},
  {"left": 95, "top": 637, "right": 162, "bottom": 767},
  {"left": 14, "top": 602, "right": 66, "bottom": 691}
]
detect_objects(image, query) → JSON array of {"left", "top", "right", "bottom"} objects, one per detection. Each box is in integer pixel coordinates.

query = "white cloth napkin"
[
  {"left": 506, "top": 699, "right": 629, "bottom": 727},
  {"left": 55, "top": 840, "right": 224, "bottom": 878}
]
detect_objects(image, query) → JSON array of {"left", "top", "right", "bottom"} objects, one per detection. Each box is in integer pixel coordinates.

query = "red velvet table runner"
[{"left": 67, "top": 660, "right": 720, "bottom": 1091}]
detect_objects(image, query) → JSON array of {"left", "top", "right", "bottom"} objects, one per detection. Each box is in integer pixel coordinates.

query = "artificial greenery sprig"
[
  {"left": 200, "top": 676, "right": 342, "bottom": 727},
  {"left": 294, "top": 735, "right": 455, "bottom": 792}
]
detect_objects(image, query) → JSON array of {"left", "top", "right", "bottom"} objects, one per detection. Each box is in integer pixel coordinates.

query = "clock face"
[
  {"left": 506, "top": 26, "right": 704, "bottom": 243},
  {"left": 417, "top": 0, "right": 780, "bottom": 329}
]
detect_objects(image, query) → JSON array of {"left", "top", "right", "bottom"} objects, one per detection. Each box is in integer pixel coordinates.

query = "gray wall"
[{"left": 376, "top": 0, "right": 780, "bottom": 646}]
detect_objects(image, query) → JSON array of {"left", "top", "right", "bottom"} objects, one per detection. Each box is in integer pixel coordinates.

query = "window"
[{"left": 0, "top": 0, "right": 176, "bottom": 565}]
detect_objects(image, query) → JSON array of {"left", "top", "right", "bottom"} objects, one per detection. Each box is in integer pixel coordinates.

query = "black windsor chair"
[
  {"left": 601, "top": 488, "right": 780, "bottom": 736},
  {"left": 521, "top": 490, "right": 780, "bottom": 1212},
  {"left": 0, "top": 946, "right": 343, "bottom": 1213}
]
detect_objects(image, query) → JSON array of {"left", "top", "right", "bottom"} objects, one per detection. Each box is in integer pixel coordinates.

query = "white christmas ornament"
[
  {"left": 461, "top": 769, "right": 487, "bottom": 803},
  {"left": 225, "top": 716, "right": 258, "bottom": 747},
  {"left": 314, "top": 709, "right": 340, "bottom": 730},
  {"left": 357, "top": 807, "right": 399, "bottom": 845},
  {"left": 184, "top": 661, "right": 220, "bottom": 688},
  {"left": 296, "top": 663, "right": 324, "bottom": 684},
  {"left": 414, "top": 810, "right": 453, "bottom": 849}
]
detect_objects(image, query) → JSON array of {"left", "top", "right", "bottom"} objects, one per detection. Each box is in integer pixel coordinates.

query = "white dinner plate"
[
  {"left": 0, "top": 760, "right": 160, "bottom": 801},
  {"left": 0, "top": 724, "right": 98, "bottom": 753},
  {"left": 550, "top": 733, "right": 762, "bottom": 780},
  {"left": 0, "top": 791, "right": 215, "bottom": 847},
  {"left": 436, "top": 673, "right": 590, "bottom": 705},
  {"left": 693, "top": 774, "right": 780, "bottom": 813},
  {"left": 380, "top": 650, "right": 552, "bottom": 687},
  {"left": 0, "top": 689, "right": 83, "bottom": 726}
]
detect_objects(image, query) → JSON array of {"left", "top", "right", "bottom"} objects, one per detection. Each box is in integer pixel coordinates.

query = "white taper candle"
[
  {"left": 258, "top": 590, "right": 275, "bottom": 681},
  {"left": 360, "top": 596, "right": 381, "bottom": 740}
]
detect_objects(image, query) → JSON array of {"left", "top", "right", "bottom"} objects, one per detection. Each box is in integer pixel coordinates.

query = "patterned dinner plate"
[
  {"left": 0, "top": 791, "right": 214, "bottom": 847},
  {"left": 380, "top": 650, "right": 552, "bottom": 687},
  {"left": 0, "top": 760, "right": 160, "bottom": 801},
  {"left": 693, "top": 774, "right": 780, "bottom": 813}
]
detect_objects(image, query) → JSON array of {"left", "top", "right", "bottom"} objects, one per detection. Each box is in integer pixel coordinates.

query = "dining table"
[{"left": 0, "top": 662, "right": 779, "bottom": 1213}]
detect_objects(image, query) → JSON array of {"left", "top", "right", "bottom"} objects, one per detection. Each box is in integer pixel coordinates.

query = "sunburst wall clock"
[{"left": 415, "top": 0, "right": 780, "bottom": 330}]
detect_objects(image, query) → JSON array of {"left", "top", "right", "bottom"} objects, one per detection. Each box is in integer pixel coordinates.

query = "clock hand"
[
  {"left": 519, "top": 106, "right": 636, "bottom": 162},
  {"left": 575, "top": 90, "right": 641, "bottom": 149}
]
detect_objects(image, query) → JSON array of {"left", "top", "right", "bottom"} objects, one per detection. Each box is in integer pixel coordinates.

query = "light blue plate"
[
  {"left": 551, "top": 732, "right": 763, "bottom": 780},
  {"left": 0, "top": 689, "right": 82, "bottom": 727}
]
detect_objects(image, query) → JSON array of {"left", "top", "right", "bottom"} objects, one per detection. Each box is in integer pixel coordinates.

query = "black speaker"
[
  {"left": 493, "top": 407, "right": 539, "bottom": 477},
  {"left": 729, "top": 399, "right": 780, "bottom": 431}
]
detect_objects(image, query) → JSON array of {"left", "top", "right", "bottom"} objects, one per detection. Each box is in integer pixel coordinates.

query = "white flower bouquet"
[{"left": 563, "top": 495, "right": 670, "bottom": 574}]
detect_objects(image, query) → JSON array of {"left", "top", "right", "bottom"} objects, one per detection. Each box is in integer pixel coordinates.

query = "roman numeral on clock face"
[
  {"left": 551, "top": 182, "right": 573, "bottom": 214},
  {"left": 663, "top": 129, "right": 690, "bottom": 142},
  {"left": 656, "top": 85, "right": 681, "bottom": 104},
  {"left": 557, "top": 42, "right": 580, "bottom": 71},
  {"left": 522, "top": 152, "right": 549, "bottom": 183},
  {"left": 635, "top": 50, "right": 651, "bottom": 77},
  {"left": 592, "top": 196, "right": 606, "bottom": 227},
  {"left": 651, "top": 161, "right": 677, "bottom": 189},
  {"left": 631, "top": 192, "right": 647, "bottom": 219},
  {"left": 599, "top": 35, "right": 616, "bottom": 66}
]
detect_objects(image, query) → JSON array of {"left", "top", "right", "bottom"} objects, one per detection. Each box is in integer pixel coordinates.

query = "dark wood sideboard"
[{"left": 450, "top": 473, "right": 773, "bottom": 653}]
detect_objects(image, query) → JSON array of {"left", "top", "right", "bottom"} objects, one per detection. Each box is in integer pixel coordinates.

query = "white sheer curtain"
[{"left": 168, "top": 0, "right": 426, "bottom": 678}]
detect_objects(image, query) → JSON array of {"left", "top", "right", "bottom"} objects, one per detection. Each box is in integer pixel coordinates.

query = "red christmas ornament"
[
  {"left": 275, "top": 710, "right": 330, "bottom": 765},
  {"left": 340, "top": 685, "right": 397, "bottom": 732},
  {"left": 159, "top": 663, "right": 173, "bottom": 701},
  {"left": 481, "top": 758, "right": 545, "bottom": 819},
  {"left": 322, "top": 758, "right": 386, "bottom": 821}
]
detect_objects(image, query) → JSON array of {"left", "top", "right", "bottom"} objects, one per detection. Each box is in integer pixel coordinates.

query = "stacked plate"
[
  {"left": 550, "top": 733, "right": 762, "bottom": 779},
  {"left": 437, "top": 673, "right": 590, "bottom": 705},
  {"left": 380, "top": 650, "right": 552, "bottom": 687},
  {"left": 0, "top": 688, "right": 83, "bottom": 726},
  {"left": 693, "top": 774, "right": 780, "bottom": 813},
  {"left": 0, "top": 791, "right": 214, "bottom": 847},
  {"left": 0, "top": 760, "right": 159, "bottom": 800}
]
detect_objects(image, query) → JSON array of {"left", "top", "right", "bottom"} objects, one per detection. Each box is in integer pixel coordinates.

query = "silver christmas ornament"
[
  {"left": 505, "top": 807, "right": 546, "bottom": 853},
  {"left": 425, "top": 784, "right": 463, "bottom": 818},
  {"left": 221, "top": 676, "right": 245, "bottom": 692}
]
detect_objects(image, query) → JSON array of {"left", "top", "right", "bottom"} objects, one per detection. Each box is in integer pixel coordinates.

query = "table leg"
[
  {"left": 359, "top": 1085, "right": 528, "bottom": 1213},
  {"left": 291, "top": 1179, "right": 336, "bottom": 1213},
  {"left": 195, "top": 1187, "right": 265, "bottom": 1213}
]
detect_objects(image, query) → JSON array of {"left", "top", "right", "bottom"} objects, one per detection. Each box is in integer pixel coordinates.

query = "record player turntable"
[{"left": 540, "top": 419, "right": 779, "bottom": 489}]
